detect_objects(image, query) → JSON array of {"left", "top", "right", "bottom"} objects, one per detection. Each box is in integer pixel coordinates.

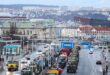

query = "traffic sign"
[
  {"left": 61, "top": 41, "right": 74, "bottom": 48},
  {"left": 80, "top": 41, "right": 92, "bottom": 49}
]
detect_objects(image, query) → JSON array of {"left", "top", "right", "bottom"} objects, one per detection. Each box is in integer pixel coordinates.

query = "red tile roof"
[
  {"left": 79, "top": 25, "right": 110, "bottom": 31},
  {"left": 94, "top": 27, "right": 110, "bottom": 31},
  {"left": 79, "top": 26, "right": 93, "bottom": 32}
]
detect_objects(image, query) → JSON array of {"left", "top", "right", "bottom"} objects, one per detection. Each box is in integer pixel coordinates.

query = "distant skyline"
[{"left": 1, "top": 0, "right": 110, "bottom": 8}]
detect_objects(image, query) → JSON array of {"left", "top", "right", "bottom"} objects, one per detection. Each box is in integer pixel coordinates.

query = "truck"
[
  {"left": 60, "top": 41, "right": 74, "bottom": 56},
  {"left": 59, "top": 48, "right": 72, "bottom": 56},
  {"left": 66, "top": 48, "right": 79, "bottom": 73},
  {"left": 67, "top": 59, "right": 78, "bottom": 73}
]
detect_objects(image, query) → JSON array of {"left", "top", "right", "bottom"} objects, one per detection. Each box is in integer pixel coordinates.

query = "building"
[
  {"left": 79, "top": 25, "right": 110, "bottom": 40},
  {"left": 61, "top": 25, "right": 110, "bottom": 40},
  {"left": 0, "top": 20, "right": 56, "bottom": 40}
]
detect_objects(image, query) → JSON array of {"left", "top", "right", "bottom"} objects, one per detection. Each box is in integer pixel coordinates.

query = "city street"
[{"left": 61, "top": 47, "right": 103, "bottom": 75}]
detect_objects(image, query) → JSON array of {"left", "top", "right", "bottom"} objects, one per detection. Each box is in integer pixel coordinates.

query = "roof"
[
  {"left": 79, "top": 26, "right": 93, "bottom": 32},
  {"left": 3, "top": 44, "right": 21, "bottom": 48},
  {"left": 2, "top": 22, "right": 36, "bottom": 28},
  {"left": 1, "top": 21, "right": 50, "bottom": 28},
  {"left": 79, "top": 25, "right": 110, "bottom": 32},
  {"left": 0, "top": 40, "right": 18, "bottom": 43},
  {"left": 94, "top": 27, "right": 110, "bottom": 31}
]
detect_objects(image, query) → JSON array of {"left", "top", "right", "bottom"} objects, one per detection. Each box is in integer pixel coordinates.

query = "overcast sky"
[{"left": 1, "top": 0, "right": 110, "bottom": 8}]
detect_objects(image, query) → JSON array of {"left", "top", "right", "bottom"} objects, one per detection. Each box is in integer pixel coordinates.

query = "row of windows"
[{"left": 2, "top": 30, "right": 36, "bottom": 35}]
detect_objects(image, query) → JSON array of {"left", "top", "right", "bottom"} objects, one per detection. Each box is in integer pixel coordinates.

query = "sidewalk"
[
  {"left": 0, "top": 59, "right": 4, "bottom": 72},
  {"left": 0, "top": 66, "right": 4, "bottom": 72},
  {"left": 106, "top": 50, "right": 110, "bottom": 75}
]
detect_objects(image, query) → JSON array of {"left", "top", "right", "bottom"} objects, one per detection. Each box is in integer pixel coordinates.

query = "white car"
[
  {"left": 89, "top": 50, "right": 93, "bottom": 54},
  {"left": 89, "top": 48, "right": 94, "bottom": 54}
]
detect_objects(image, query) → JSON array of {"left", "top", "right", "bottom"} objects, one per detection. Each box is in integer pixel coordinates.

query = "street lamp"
[{"left": 32, "top": 39, "right": 34, "bottom": 52}]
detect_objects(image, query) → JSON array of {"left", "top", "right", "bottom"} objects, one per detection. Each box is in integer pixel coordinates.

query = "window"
[
  {"left": 24, "top": 30, "right": 25, "bottom": 35},
  {"left": 30, "top": 30, "right": 32, "bottom": 34},
  {"left": 27, "top": 30, "right": 29, "bottom": 35},
  {"left": 3, "top": 30, "right": 5, "bottom": 34},
  {"left": 12, "top": 48, "right": 16, "bottom": 55}
]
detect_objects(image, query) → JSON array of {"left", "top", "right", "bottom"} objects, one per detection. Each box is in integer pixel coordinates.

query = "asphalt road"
[{"left": 61, "top": 48, "right": 103, "bottom": 75}]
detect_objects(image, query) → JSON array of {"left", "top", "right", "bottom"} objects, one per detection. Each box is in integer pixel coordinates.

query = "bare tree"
[{"left": 9, "top": 22, "right": 18, "bottom": 39}]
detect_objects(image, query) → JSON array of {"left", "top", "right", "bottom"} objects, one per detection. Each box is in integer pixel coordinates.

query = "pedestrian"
[
  {"left": 106, "top": 65, "right": 108, "bottom": 72},
  {"left": 48, "top": 64, "right": 51, "bottom": 69}
]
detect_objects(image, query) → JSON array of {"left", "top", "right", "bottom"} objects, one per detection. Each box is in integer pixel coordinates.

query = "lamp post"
[{"left": 32, "top": 39, "right": 34, "bottom": 52}]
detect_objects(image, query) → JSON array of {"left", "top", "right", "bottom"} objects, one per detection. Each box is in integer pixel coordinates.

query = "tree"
[
  {"left": 42, "top": 27, "right": 47, "bottom": 39},
  {"left": 9, "top": 22, "right": 18, "bottom": 39},
  {"left": 5, "top": 31, "right": 10, "bottom": 36}
]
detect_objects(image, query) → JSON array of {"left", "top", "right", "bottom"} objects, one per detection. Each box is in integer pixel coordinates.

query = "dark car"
[
  {"left": 108, "top": 49, "right": 110, "bottom": 52},
  {"left": 96, "top": 60, "right": 102, "bottom": 65}
]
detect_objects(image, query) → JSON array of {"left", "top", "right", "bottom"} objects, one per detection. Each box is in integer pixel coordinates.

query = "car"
[
  {"left": 44, "top": 44, "right": 50, "bottom": 48},
  {"left": 89, "top": 51, "right": 93, "bottom": 54},
  {"left": 89, "top": 50, "right": 94, "bottom": 54},
  {"left": 89, "top": 48, "right": 94, "bottom": 54},
  {"left": 108, "top": 49, "right": 110, "bottom": 52},
  {"left": 26, "top": 57, "right": 30, "bottom": 60},
  {"left": 96, "top": 60, "right": 102, "bottom": 65}
]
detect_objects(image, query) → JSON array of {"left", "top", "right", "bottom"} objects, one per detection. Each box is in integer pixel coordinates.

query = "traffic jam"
[{"left": 5, "top": 41, "right": 81, "bottom": 75}]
